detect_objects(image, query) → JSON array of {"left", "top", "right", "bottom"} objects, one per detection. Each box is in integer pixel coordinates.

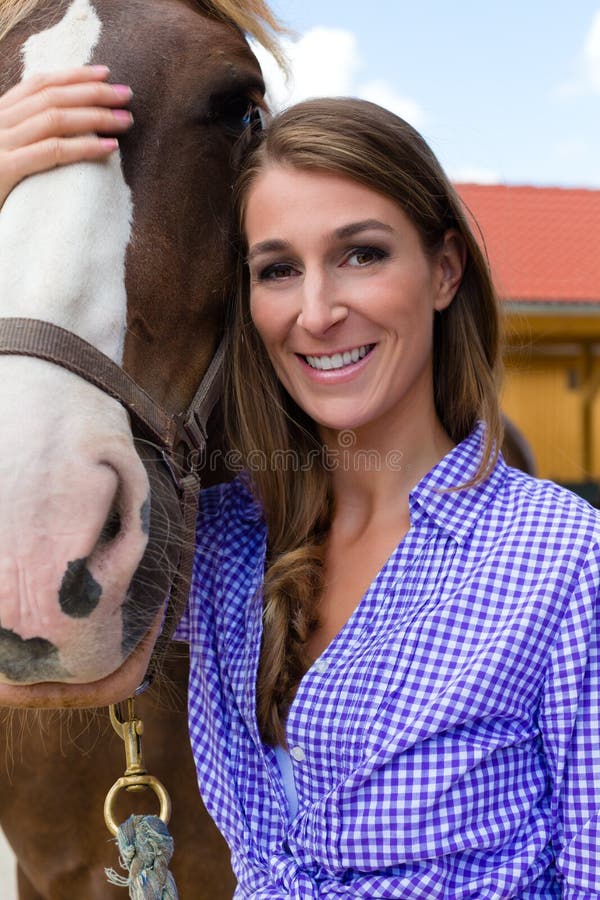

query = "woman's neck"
[{"left": 321, "top": 409, "right": 454, "bottom": 535}]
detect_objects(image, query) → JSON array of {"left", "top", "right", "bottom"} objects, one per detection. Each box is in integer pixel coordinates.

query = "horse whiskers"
[
  {"left": 0, "top": 668, "right": 190, "bottom": 777},
  {"left": 0, "top": 706, "right": 112, "bottom": 772},
  {"left": 141, "top": 670, "right": 187, "bottom": 714}
]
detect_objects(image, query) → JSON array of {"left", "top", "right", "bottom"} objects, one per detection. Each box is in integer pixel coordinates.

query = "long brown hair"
[{"left": 227, "top": 98, "right": 503, "bottom": 745}]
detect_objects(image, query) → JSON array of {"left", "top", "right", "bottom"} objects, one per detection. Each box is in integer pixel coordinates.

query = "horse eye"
[
  {"left": 243, "top": 103, "right": 263, "bottom": 134},
  {"left": 211, "top": 95, "right": 263, "bottom": 134}
]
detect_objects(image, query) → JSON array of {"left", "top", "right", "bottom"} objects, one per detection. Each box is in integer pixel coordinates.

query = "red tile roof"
[{"left": 455, "top": 183, "right": 600, "bottom": 305}]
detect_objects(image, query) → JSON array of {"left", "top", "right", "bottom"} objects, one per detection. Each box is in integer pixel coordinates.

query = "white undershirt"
[{"left": 274, "top": 745, "right": 299, "bottom": 820}]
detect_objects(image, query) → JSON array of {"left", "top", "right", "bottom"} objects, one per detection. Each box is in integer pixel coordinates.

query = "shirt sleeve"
[{"left": 539, "top": 541, "right": 600, "bottom": 897}]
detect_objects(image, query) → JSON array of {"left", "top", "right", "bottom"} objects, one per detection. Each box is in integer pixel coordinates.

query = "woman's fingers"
[
  {"left": 0, "top": 65, "right": 111, "bottom": 110},
  {"left": 0, "top": 80, "right": 132, "bottom": 130},
  {"left": 2, "top": 105, "right": 133, "bottom": 151},
  {"left": 0, "top": 135, "right": 118, "bottom": 208},
  {"left": 6, "top": 134, "right": 119, "bottom": 177}
]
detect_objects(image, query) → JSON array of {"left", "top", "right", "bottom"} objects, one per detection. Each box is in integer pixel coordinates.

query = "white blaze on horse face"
[
  {"left": 0, "top": 0, "right": 151, "bottom": 687},
  {"left": 23, "top": 0, "right": 101, "bottom": 72},
  {"left": 0, "top": 0, "right": 132, "bottom": 361}
]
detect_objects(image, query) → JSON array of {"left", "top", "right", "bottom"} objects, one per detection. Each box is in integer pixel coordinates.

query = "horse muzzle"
[{"left": 0, "top": 354, "right": 152, "bottom": 690}]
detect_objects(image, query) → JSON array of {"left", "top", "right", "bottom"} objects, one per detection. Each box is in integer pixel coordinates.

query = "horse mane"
[
  {"left": 199, "top": 0, "right": 286, "bottom": 66},
  {"left": 0, "top": 0, "right": 286, "bottom": 64},
  {"left": 0, "top": 0, "right": 42, "bottom": 42}
]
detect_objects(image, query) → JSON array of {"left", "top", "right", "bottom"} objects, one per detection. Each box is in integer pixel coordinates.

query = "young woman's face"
[{"left": 245, "top": 165, "right": 463, "bottom": 438}]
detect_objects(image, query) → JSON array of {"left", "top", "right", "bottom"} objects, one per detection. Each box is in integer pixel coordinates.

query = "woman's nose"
[{"left": 296, "top": 273, "right": 348, "bottom": 335}]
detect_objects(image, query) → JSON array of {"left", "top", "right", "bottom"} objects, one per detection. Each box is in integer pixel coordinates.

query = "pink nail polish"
[
  {"left": 100, "top": 138, "right": 118, "bottom": 150},
  {"left": 112, "top": 84, "right": 132, "bottom": 99},
  {"left": 112, "top": 109, "right": 133, "bottom": 122},
  {"left": 92, "top": 65, "right": 110, "bottom": 75}
]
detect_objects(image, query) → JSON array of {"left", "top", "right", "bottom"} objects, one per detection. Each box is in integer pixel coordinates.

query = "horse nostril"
[
  {"left": 59, "top": 558, "right": 103, "bottom": 619},
  {"left": 98, "top": 504, "right": 122, "bottom": 546}
]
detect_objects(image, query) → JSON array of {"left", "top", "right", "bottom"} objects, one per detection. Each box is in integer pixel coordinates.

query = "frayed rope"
[{"left": 106, "top": 814, "right": 178, "bottom": 899}]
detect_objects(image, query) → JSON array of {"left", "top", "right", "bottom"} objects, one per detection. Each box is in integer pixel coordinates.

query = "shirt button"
[
  {"left": 290, "top": 746, "right": 305, "bottom": 762},
  {"left": 313, "top": 658, "right": 328, "bottom": 673}
]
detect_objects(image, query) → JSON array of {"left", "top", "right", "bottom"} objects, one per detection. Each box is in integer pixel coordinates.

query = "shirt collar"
[{"left": 409, "top": 424, "right": 509, "bottom": 545}]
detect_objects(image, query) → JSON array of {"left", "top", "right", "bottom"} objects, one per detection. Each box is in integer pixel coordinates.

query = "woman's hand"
[{"left": 0, "top": 65, "right": 133, "bottom": 209}]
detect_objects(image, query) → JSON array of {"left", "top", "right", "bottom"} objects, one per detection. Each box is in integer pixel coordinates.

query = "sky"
[{"left": 252, "top": 1, "right": 600, "bottom": 189}]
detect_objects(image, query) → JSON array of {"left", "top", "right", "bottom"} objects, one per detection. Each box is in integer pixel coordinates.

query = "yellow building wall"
[
  {"left": 502, "top": 354, "right": 585, "bottom": 480},
  {"left": 502, "top": 312, "right": 600, "bottom": 483},
  {"left": 591, "top": 381, "right": 600, "bottom": 475}
]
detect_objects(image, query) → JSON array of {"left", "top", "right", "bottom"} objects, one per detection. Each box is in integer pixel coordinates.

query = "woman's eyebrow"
[
  {"left": 334, "top": 219, "right": 394, "bottom": 239},
  {"left": 247, "top": 239, "right": 290, "bottom": 262}
]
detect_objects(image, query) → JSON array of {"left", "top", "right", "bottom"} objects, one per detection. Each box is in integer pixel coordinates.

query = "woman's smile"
[{"left": 302, "top": 343, "right": 375, "bottom": 371}]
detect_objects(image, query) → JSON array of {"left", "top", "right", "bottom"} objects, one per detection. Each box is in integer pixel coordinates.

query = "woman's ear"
[{"left": 433, "top": 229, "right": 467, "bottom": 312}]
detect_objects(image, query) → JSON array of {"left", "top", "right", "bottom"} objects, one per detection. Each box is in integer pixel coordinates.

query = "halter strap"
[
  {"left": 0, "top": 316, "right": 225, "bottom": 654},
  {"left": 0, "top": 317, "right": 224, "bottom": 460}
]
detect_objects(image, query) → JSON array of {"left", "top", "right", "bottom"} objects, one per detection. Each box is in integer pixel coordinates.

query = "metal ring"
[
  {"left": 134, "top": 675, "right": 153, "bottom": 697},
  {"left": 104, "top": 774, "right": 172, "bottom": 837}
]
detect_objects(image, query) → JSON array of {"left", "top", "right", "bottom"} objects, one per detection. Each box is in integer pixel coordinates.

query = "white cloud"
[
  {"left": 252, "top": 28, "right": 360, "bottom": 111},
  {"left": 449, "top": 166, "right": 500, "bottom": 185},
  {"left": 555, "top": 8, "right": 600, "bottom": 98},
  {"left": 358, "top": 79, "right": 426, "bottom": 129},
  {"left": 251, "top": 27, "right": 426, "bottom": 128},
  {"left": 583, "top": 10, "right": 600, "bottom": 92}
]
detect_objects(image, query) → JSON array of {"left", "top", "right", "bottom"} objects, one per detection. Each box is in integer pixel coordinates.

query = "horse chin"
[{"left": 0, "top": 605, "right": 164, "bottom": 709}]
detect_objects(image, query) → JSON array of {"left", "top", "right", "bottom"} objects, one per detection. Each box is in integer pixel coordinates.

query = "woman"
[{"left": 2, "top": 71, "right": 600, "bottom": 897}]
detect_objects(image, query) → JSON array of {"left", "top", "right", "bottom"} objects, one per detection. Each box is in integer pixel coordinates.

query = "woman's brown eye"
[
  {"left": 259, "top": 264, "right": 294, "bottom": 280},
  {"left": 356, "top": 251, "right": 374, "bottom": 264},
  {"left": 347, "top": 247, "right": 385, "bottom": 267}
]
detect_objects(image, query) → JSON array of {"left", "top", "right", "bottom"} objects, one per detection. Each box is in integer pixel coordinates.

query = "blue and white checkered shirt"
[{"left": 176, "top": 428, "right": 600, "bottom": 898}]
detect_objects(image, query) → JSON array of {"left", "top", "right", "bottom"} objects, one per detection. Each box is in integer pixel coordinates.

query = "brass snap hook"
[{"left": 104, "top": 697, "right": 172, "bottom": 837}]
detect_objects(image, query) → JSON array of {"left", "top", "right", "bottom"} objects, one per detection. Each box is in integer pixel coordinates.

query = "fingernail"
[
  {"left": 100, "top": 138, "right": 118, "bottom": 150},
  {"left": 112, "top": 84, "right": 132, "bottom": 99},
  {"left": 92, "top": 65, "right": 110, "bottom": 75},
  {"left": 112, "top": 109, "right": 133, "bottom": 122}
]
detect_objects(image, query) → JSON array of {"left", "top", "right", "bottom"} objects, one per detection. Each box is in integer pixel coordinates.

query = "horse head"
[{"left": 0, "top": 0, "right": 272, "bottom": 707}]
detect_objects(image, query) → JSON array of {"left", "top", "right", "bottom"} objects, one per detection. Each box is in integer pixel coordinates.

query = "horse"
[
  {"left": 0, "top": 0, "right": 282, "bottom": 895},
  {"left": 501, "top": 415, "right": 537, "bottom": 477}
]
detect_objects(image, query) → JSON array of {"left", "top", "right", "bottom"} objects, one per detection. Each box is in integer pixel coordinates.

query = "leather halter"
[{"left": 0, "top": 316, "right": 225, "bottom": 662}]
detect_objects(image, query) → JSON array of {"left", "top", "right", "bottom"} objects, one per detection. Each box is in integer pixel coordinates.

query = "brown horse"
[
  {"left": 0, "top": 0, "right": 281, "bottom": 896},
  {"left": 501, "top": 415, "right": 537, "bottom": 477}
]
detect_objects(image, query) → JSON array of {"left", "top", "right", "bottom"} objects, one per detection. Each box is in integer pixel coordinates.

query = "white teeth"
[{"left": 304, "top": 344, "right": 372, "bottom": 371}]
